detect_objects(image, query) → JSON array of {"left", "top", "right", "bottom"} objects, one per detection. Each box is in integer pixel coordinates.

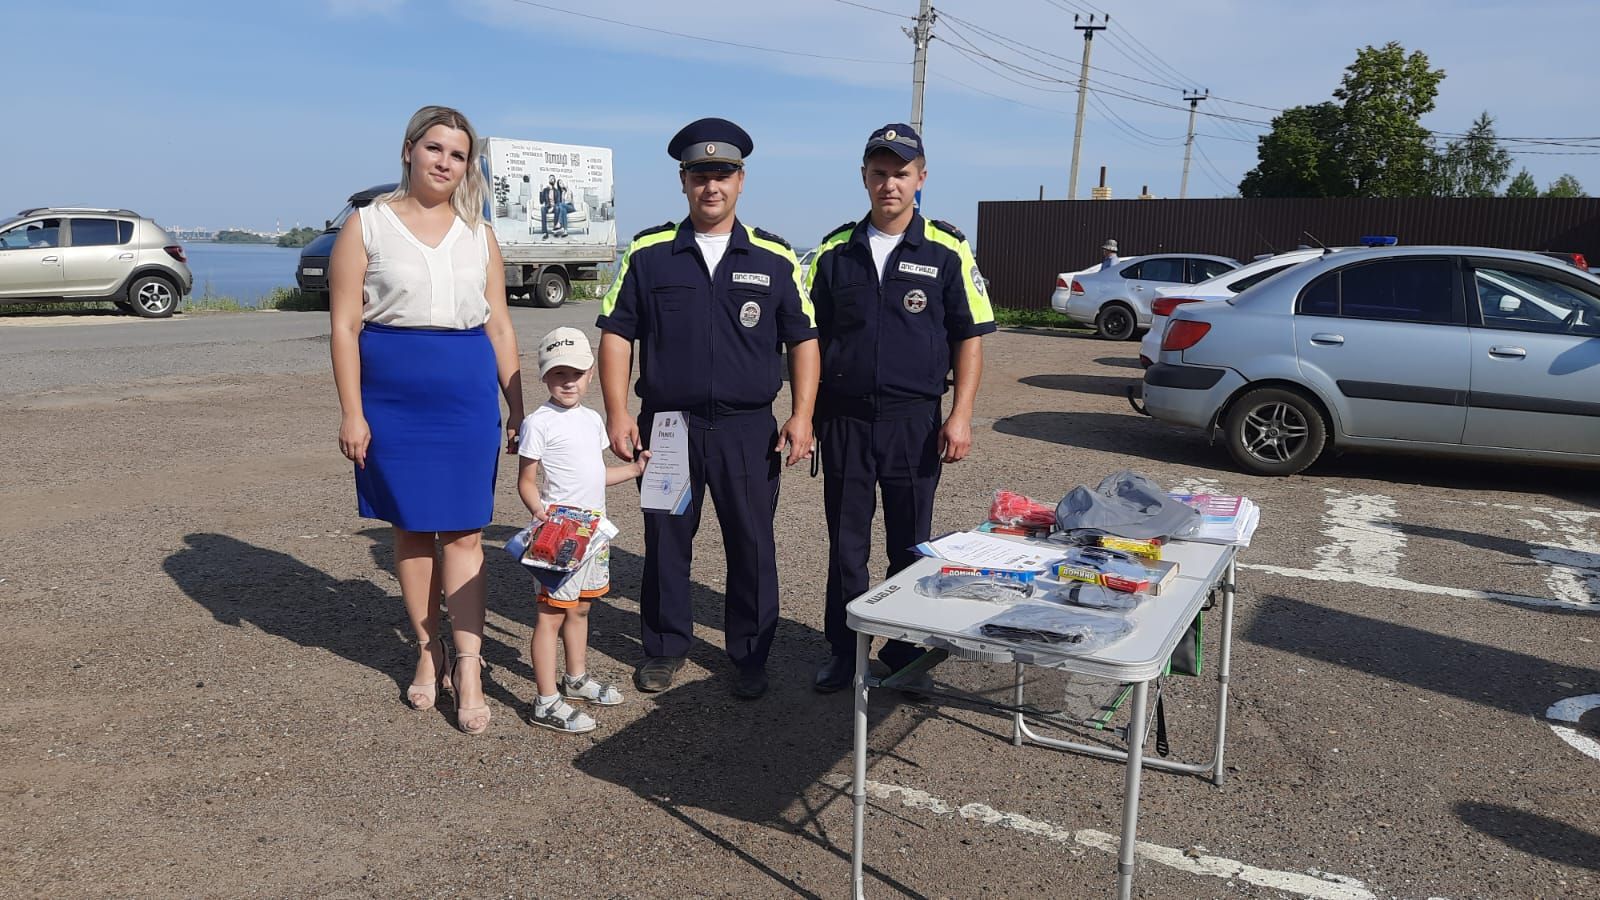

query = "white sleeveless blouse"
[{"left": 359, "top": 202, "right": 491, "bottom": 329}]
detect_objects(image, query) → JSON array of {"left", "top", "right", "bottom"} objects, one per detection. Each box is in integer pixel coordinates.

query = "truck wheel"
[
  {"left": 128, "top": 275, "right": 178, "bottom": 318},
  {"left": 1095, "top": 303, "right": 1137, "bottom": 341},
  {"left": 1223, "top": 387, "right": 1328, "bottom": 476},
  {"left": 536, "top": 270, "right": 568, "bottom": 309}
]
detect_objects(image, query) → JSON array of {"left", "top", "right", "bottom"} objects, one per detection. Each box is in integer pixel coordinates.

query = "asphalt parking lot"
[{"left": 2, "top": 308, "right": 1596, "bottom": 898}]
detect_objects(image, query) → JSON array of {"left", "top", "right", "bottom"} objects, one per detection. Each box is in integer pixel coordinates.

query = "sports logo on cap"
[{"left": 903, "top": 289, "right": 927, "bottom": 313}]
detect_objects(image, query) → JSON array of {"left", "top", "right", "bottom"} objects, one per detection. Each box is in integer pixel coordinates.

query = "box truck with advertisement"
[{"left": 296, "top": 137, "right": 615, "bottom": 309}]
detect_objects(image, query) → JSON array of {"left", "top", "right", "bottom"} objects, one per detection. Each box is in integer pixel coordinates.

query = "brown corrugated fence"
[{"left": 975, "top": 198, "right": 1600, "bottom": 310}]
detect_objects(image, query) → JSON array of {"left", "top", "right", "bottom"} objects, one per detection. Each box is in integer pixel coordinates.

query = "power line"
[
  {"left": 496, "top": 0, "right": 906, "bottom": 65},
  {"left": 827, "top": 0, "right": 913, "bottom": 18}
]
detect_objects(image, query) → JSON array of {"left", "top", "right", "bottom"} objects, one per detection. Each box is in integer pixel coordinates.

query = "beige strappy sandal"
[
  {"left": 406, "top": 639, "right": 451, "bottom": 711},
  {"left": 451, "top": 653, "right": 491, "bottom": 735}
]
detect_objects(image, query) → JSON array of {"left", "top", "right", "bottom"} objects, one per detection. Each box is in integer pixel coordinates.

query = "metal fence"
[{"left": 975, "top": 198, "right": 1600, "bottom": 310}]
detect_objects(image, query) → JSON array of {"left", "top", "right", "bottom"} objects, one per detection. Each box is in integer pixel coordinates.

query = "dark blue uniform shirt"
[
  {"left": 806, "top": 213, "right": 996, "bottom": 407},
  {"left": 597, "top": 217, "right": 817, "bottom": 418}
]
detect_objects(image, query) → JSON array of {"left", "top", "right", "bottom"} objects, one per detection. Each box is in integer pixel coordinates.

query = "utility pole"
[
  {"left": 1179, "top": 89, "right": 1208, "bottom": 199},
  {"left": 1067, "top": 14, "right": 1107, "bottom": 200},
  {"left": 907, "top": 0, "right": 935, "bottom": 136}
]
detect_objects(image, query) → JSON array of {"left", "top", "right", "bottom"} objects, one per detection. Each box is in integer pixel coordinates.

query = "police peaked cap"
[{"left": 669, "top": 118, "right": 754, "bottom": 172}]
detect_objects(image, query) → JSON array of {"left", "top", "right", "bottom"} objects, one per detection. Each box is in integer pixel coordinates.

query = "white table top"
[{"left": 846, "top": 538, "right": 1237, "bottom": 682}]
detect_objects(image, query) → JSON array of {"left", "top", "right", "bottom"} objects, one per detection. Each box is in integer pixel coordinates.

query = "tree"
[
  {"left": 1239, "top": 103, "right": 1348, "bottom": 198},
  {"left": 1504, "top": 168, "right": 1539, "bottom": 198},
  {"left": 1431, "top": 111, "right": 1513, "bottom": 197},
  {"left": 1239, "top": 42, "right": 1444, "bottom": 198},
  {"left": 1333, "top": 42, "right": 1445, "bottom": 197},
  {"left": 1544, "top": 174, "right": 1587, "bottom": 198}
]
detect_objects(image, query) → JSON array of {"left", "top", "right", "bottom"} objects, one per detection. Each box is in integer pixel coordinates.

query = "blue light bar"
[{"left": 1361, "top": 235, "right": 1399, "bottom": 247}]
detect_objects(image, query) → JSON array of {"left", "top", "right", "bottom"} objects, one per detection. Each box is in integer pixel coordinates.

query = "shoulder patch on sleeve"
[
  {"left": 632, "top": 221, "right": 676, "bottom": 242},
  {"left": 752, "top": 226, "right": 792, "bottom": 250},
  {"left": 929, "top": 219, "right": 967, "bottom": 242}
]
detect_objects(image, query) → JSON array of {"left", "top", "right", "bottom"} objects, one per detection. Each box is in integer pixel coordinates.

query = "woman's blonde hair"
[{"left": 380, "top": 105, "right": 487, "bottom": 228}]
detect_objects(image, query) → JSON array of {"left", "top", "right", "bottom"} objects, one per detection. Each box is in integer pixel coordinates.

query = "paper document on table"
[
  {"left": 913, "top": 531, "right": 1060, "bottom": 572},
  {"left": 639, "top": 411, "right": 692, "bottom": 515}
]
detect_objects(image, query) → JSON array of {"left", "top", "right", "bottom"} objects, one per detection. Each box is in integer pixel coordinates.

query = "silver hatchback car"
[
  {"left": 0, "top": 208, "right": 193, "bottom": 317},
  {"left": 1142, "top": 246, "right": 1600, "bottom": 474},
  {"left": 1053, "top": 253, "right": 1240, "bottom": 340}
]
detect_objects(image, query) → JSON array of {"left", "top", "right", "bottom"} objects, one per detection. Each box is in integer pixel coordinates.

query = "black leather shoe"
[
  {"left": 813, "top": 655, "right": 854, "bottom": 693},
  {"left": 634, "top": 656, "right": 686, "bottom": 693},
  {"left": 732, "top": 666, "right": 769, "bottom": 700}
]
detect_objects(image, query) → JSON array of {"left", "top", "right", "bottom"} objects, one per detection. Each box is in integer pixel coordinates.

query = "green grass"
[
  {"left": 993, "top": 307, "right": 1087, "bottom": 330},
  {"left": 0, "top": 300, "right": 120, "bottom": 316}
]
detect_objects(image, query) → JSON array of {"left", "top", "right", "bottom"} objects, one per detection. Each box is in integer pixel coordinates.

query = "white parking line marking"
[
  {"left": 824, "top": 775, "right": 1379, "bottom": 900},
  {"left": 1316, "top": 490, "right": 1404, "bottom": 578},
  {"left": 1240, "top": 563, "right": 1596, "bottom": 611},
  {"left": 1547, "top": 695, "right": 1600, "bottom": 762},
  {"left": 1531, "top": 510, "right": 1600, "bottom": 608}
]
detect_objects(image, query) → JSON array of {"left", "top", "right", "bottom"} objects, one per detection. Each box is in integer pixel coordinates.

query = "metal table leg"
[
  {"left": 851, "top": 631, "right": 871, "bottom": 899},
  {"left": 1012, "top": 662, "right": 1025, "bottom": 747},
  {"left": 1212, "top": 556, "right": 1237, "bottom": 786},
  {"left": 1115, "top": 679, "right": 1150, "bottom": 900}
]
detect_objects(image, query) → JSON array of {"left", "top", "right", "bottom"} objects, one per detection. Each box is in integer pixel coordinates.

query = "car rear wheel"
[
  {"left": 128, "top": 275, "right": 178, "bottom": 318},
  {"left": 1223, "top": 387, "right": 1328, "bottom": 476},
  {"left": 536, "top": 270, "right": 568, "bottom": 309},
  {"left": 1095, "top": 303, "right": 1137, "bottom": 341}
]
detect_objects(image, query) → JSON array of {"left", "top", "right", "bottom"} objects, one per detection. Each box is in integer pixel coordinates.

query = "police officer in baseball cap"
[
  {"left": 805, "top": 122, "right": 997, "bottom": 693},
  {"left": 596, "top": 117, "right": 819, "bottom": 700}
]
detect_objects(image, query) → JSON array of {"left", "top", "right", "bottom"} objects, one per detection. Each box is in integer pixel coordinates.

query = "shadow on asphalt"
[
  {"left": 1455, "top": 802, "right": 1600, "bottom": 871},
  {"left": 993, "top": 410, "right": 1218, "bottom": 467},
  {"left": 1092, "top": 356, "right": 1143, "bottom": 369},
  {"left": 1246, "top": 596, "right": 1597, "bottom": 718},
  {"left": 1018, "top": 373, "right": 1139, "bottom": 397},
  {"left": 1396, "top": 522, "right": 1600, "bottom": 578},
  {"left": 165, "top": 530, "right": 926, "bottom": 897}
]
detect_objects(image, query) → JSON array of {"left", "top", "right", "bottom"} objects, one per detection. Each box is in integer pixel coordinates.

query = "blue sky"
[{"left": 9, "top": 0, "right": 1599, "bottom": 253}]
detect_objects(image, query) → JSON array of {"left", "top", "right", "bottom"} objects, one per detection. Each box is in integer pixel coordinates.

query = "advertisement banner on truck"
[{"left": 486, "top": 137, "right": 615, "bottom": 249}]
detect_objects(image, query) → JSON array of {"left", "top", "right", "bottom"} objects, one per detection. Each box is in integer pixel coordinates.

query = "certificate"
[{"left": 639, "top": 411, "right": 692, "bottom": 515}]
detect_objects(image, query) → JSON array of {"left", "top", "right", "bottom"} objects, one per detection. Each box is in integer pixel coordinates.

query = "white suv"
[{"left": 0, "top": 208, "right": 194, "bottom": 317}]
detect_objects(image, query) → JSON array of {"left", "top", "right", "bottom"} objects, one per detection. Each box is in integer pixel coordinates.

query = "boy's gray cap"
[{"left": 538, "top": 326, "right": 594, "bottom": 376}]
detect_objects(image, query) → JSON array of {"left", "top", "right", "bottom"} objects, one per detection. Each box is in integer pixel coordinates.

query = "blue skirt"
[{"left": 356, "top": 322, "right": 501, "bottom": 532}]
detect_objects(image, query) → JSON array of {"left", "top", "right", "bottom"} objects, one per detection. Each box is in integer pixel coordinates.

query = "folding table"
[{"left": 846, "top": 538, "right": 1239, "bottom": 899}]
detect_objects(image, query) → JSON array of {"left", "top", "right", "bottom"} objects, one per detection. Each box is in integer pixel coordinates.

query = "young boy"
[{"left": 517, "top": 327, "right": 648, "bottom": 733}]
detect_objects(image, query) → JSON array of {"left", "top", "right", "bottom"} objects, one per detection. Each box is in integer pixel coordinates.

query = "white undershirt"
[
  {"left": 866, "top": 224, "right": 905, "bottom": 282},
  {"left": 695, "top": 231, "right": 732, "bottom": 278}
]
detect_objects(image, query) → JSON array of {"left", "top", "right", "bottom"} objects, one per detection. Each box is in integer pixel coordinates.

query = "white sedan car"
[
  {"left": 1137, "top": 248, "right": 1331, "bottom": 366},
  {"left": 1051, "top": 253, "right": 1239, "bottom": 340}
]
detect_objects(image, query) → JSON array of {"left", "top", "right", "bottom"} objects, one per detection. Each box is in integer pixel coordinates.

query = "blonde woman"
[{"left": 329, "top": 105, "right": 524, "bottom": 735}]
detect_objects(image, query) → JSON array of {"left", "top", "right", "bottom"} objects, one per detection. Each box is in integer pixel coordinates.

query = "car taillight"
[
  {"left": 1151, "top": 297, "right": 1203, "bottom": 317},
  {"left": 1574, "top": 253, "right": 1589, "bottom": 270},
  {"left": 1070, "top": 280, "right": 1085, "bottom": 294},
  {"left": 164, "top": 244, "right": 187, "bottom": 263},
  {"left": 1056, "top": 276, "right": 1069, "bottom": 289},
  {"left": 1162, "top": 320, "right": 1211, "bottom": 351}
]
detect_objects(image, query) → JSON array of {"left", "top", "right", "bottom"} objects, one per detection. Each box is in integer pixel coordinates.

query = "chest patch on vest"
[
  {"left": 731, "top": 272, "right": 771, "bottom": 287},
  {"left": 898, "top": 261, "right": 938, "bottom": 279},
  {"left": 903, "top": 289, "right": 928, "bottom": 313},
  {"left": 739, "top": 301, "right": 762, "bottom": 327}
]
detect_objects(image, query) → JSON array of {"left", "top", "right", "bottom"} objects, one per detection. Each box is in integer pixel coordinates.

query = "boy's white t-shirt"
[{"left": 517, "top": 400, "right": 609, "bottom": 513}]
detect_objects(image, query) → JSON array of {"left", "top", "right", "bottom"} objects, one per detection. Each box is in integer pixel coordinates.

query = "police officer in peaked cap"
[
  {"left": 596, "top": 117, "right": 820, "bottom": 700},
  {"left": 805, "top": 123, "right": 997, "bottom": 693}
]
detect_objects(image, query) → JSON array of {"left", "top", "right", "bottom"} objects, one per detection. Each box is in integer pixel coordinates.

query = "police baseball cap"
[
  {"left": 669, "top": 117, "right": 754, "bottom": 172},
  {"left": 864, "top": 123, "right": 924, "bottom": 162},
  {"left": 538, "top": 326, "right": 594, "bottom": 376}
]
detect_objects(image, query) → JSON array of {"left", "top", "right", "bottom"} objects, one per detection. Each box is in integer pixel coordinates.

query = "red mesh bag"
[{"left": 988, "top": 490, "right": 1057, "bottom": 528}]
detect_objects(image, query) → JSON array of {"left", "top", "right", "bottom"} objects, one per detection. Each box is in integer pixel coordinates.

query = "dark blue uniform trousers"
[
  {"left": 639, "top": 410, "right": 781, "bottom": 671},
  {"left": 820, "top": 400, "right": 942, "bottom": 668}
]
